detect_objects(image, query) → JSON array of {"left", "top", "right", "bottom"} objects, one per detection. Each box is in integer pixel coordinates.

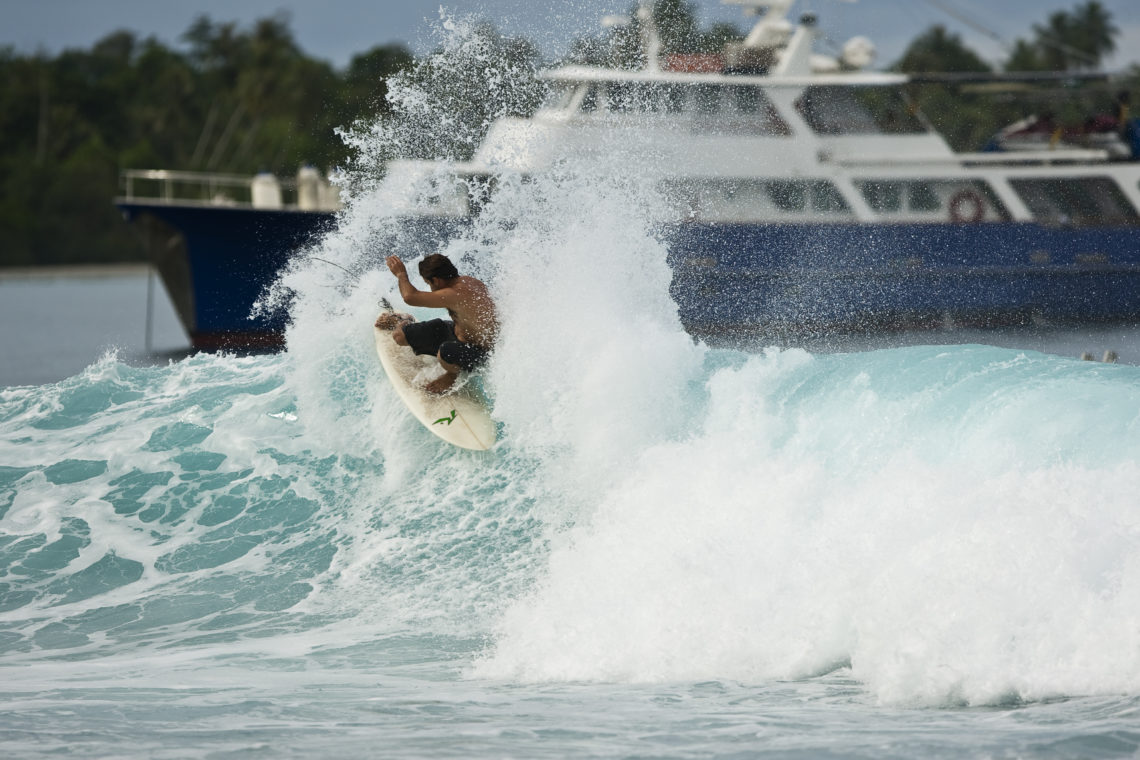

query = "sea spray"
[
  {"left": 268, "top": 9, "right": 705, "bottom": 513},
  {"left": 259, "top": 12, "right": 548, "bottom": 440},
  {"left": 474, "top": 346, "right": 1140, "bottom": 706},
  {"left": 474, "top": 169, "right": 705, "bottom": 506}
]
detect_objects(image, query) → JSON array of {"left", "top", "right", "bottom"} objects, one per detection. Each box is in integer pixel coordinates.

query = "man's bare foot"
[
  {"left": 375, "top": 312, "right": 413, "bottom": 329},
  {"left": 423, "top": 372, "right": 459, "bottom": 395}
]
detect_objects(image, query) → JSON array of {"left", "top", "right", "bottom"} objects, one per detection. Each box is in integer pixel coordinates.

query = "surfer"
[{"left": 376, "top": 253, "right": 498, "bottom": 394}]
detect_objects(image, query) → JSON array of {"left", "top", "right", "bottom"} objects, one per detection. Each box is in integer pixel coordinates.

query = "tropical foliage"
[
  {"left": 0, "top": 16, "right": 411, "bottom": 266},
  {"left": 1008, "top": 1, "right": 1119, "bottom": 71},
  {"left": 893, "top": 1, "right": 1132, "bottom": 152}
]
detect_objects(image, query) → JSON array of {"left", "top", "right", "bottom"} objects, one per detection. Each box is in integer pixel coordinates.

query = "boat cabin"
[{"left": 385, "top": 0, "right": 1140, "bottom": 229}]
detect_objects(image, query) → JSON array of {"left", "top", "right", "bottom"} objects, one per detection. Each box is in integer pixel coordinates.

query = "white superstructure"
[{"left": 388, "top": 1, "right": 1140, "bottom": 229}]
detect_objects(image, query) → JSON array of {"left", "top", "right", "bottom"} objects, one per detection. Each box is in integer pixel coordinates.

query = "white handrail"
[
  {"left": 833, "top": 149, "right": 1110, "bottom": 167},
  {"left": 116, "top": 168, "right": 345, "bottom": 211}
]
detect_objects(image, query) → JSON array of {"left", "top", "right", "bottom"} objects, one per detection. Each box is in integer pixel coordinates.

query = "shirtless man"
[{"left": 375, "top": 253, "right": 498, "bottom": 394}]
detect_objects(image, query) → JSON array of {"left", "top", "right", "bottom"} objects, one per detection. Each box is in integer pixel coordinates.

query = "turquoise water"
[{"left": 2, "top": 329, "right": 1140, "bottom": 757}]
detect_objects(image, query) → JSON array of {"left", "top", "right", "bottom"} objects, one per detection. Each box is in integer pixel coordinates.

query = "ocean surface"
[
  {"left": 4, "top": 253, "right": 1140, "bottom": 760},
  {"left": 5, "top": 16, "right": 1140, "bottom": 758},
  {"left": 0, "top": 266, "right": 190, "bottom": 388}
]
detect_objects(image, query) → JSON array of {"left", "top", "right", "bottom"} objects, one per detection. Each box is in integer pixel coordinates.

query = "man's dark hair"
[{"left": 419, "top": 253, "right": 459, "bottom": 282}]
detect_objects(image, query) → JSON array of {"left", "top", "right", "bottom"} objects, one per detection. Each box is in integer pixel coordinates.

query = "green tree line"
[
  {"left": 892, "top": 1, "right": 1137, "bottom": 151},
  {"left": 0, "top": 15, "right": 411, "bottom": 266}
]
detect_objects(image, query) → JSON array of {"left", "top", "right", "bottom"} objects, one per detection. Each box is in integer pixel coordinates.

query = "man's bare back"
[{"left": 439, "top": 276, "right": 498, "bottom": 349}]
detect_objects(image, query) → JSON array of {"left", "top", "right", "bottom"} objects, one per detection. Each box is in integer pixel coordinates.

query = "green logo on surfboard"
[{"left": 433, "top": 410, "right": 457, "bottom": 426}]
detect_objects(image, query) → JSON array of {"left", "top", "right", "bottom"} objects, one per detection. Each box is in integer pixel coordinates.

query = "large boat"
[
  {"left": 117, "top": 0, "right": 1140, "bottom": 348},
  {"left": 116, "top": 168, "right": 340, "bottom": 349}
]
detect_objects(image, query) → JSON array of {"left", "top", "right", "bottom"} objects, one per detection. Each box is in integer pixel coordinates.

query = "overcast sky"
[{"left": 2, "top": 0, "right": 1138, "bottom": 71}]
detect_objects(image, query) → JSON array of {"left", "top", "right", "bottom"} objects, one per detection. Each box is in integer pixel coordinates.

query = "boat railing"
[
  {"left": 117, "top": 168, "right": 341, "bottom": 212},
  {"left": 831, "top": 149, "right": 1111, "bottom": 168}
]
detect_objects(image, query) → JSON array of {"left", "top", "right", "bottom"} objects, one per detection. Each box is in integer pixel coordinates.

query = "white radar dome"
[{"left": 841, "top": 36, "right": 876, "bottom": 69}]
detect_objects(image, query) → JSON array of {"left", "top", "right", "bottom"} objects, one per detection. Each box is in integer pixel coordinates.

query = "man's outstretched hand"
[{"left": 386, "top": 255, "right": 408, "bottom": 278}]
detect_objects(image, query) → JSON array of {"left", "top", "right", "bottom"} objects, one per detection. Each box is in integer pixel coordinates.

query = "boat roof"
[{"left": 539, "top": 64, "right": 909, "bottom": 88}]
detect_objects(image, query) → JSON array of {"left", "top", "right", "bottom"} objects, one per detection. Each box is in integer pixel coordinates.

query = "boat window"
[
  {"left": 1010, "top": 177, "right": 1139, "bottom": 225},
  {"left": 694, "top": 85, "right": 721, "bottom": 115},
  {"left": 856, "top": 179, "right": 1011, "bottom": 221},
  {"left": 767, "top": 180, "right": 851, "bottom": 213},
  {"left": 609, "top": 82, "right": 632, "bottom": 112},
  {"left": 580, "top": 84, "right": 598, "bottom": 112},
  {"left": 661, "top": 178, "right": 852, "bottom": 221},
  {"left": 861, "top": 181, "right": 903, "bottom": 213},
  {"left": 734, "top": 86, "right": 760, "bottom": 113},
  {"left": 542, "top": 85, "right": 576, "bottom": 111},
  {"left": 767, "top": 181, "right": 806, "bottom": 211},
  {"left": 796, "top": 87, "right": 927, "bottom": 135},
  {"left": 592, "top": 82, "right": 788, "bottom": 132},
  {"left": 611, "top": 82, "right": 674, "bottom": 113},
  {"left": 909, "top": 182, "right": 941, "bottom": 212},
  {"left": 595, "top": 83, "right": 697, "bottom": 115},
  {"left": 690, "top": 85, "right": 790, "bottom": 135},
  {"left": 811, "top": 181, "right": 850, "bottom": 213}
]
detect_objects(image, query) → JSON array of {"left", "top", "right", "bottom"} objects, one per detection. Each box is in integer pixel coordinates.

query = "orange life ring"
[{"left": 949, "top": 190, "right": 985, "bottom": 223}]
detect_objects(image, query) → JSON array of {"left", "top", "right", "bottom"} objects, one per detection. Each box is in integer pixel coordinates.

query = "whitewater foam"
[{"left": 473, "top": 346, "right": 1140, "bottom": 706}]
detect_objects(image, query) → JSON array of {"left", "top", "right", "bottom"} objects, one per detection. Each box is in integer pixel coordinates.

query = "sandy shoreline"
[{"left": 0, "top": 264, "right": 152, "bottom": 280}]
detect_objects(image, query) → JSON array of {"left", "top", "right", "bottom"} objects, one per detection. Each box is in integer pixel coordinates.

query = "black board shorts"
[{"left": 401, "top": 318, "right": 490, "bottom": 372}]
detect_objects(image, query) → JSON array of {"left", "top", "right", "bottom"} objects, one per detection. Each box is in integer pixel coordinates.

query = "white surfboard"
[{"left": 373, "top": 314, "right": 497, "bottom": 451}]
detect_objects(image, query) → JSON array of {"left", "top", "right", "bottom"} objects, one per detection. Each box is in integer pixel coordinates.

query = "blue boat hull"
[
  {"left": 119, "top": 203, "right": 334, "bottom": 348},
  {"left": 118, "top": 201, "right": 1140, "bottom": 348},
  {"left": 668, "top": 221, "right": 1140, "bottom": 333}
]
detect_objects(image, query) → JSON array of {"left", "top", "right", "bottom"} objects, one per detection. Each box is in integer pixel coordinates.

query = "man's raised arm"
[{"left": 387, "top": 255, "right": 454, "bottom": 309}]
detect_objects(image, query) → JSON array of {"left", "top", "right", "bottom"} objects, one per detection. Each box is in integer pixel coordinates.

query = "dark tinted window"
[
  {"left": 909, "top": 182, "right": 941, "bottom": 212},
  {"left": 796, "top": 87, "right": 927, "bottom": 135},
  {"left": 861, "top": 181, "right": 903, "bottom": 212},
  {"left": 855, "top": 179, "right": 1010, "bottom": 221},
  {"left": 694, "top": 85, "right": 721, "bottom": 115},
  {"left": 767, "top": 181, "right": 806, "bottom": 211},
  {"left": 690, "top": 85, "right": 790, "bottom": 135},
  {"left": 580, "top": 84, "right": 598, "bottom": 112},
  {"left": 734, "top": 86, "right": 760, "bottom": 113},
  {"left": 810, "top": 181, "right": 850, "bottom": 212},
  {"left": 1011, "top": 177, "right": 1139, "bottom": 225}
]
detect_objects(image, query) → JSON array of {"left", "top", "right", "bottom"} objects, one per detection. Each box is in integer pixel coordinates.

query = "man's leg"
[
  {"left": 391, "top": 318, "right": 451, "bottom": 355},
  {"left": 392, "top": 323, "right": 411, "bottom": 347},
  {"left": 424, "top": 352, "right": 460, "bottom": 395},
  {"left": 382, "top": 318, "right": 415, "bottom": 348}
]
